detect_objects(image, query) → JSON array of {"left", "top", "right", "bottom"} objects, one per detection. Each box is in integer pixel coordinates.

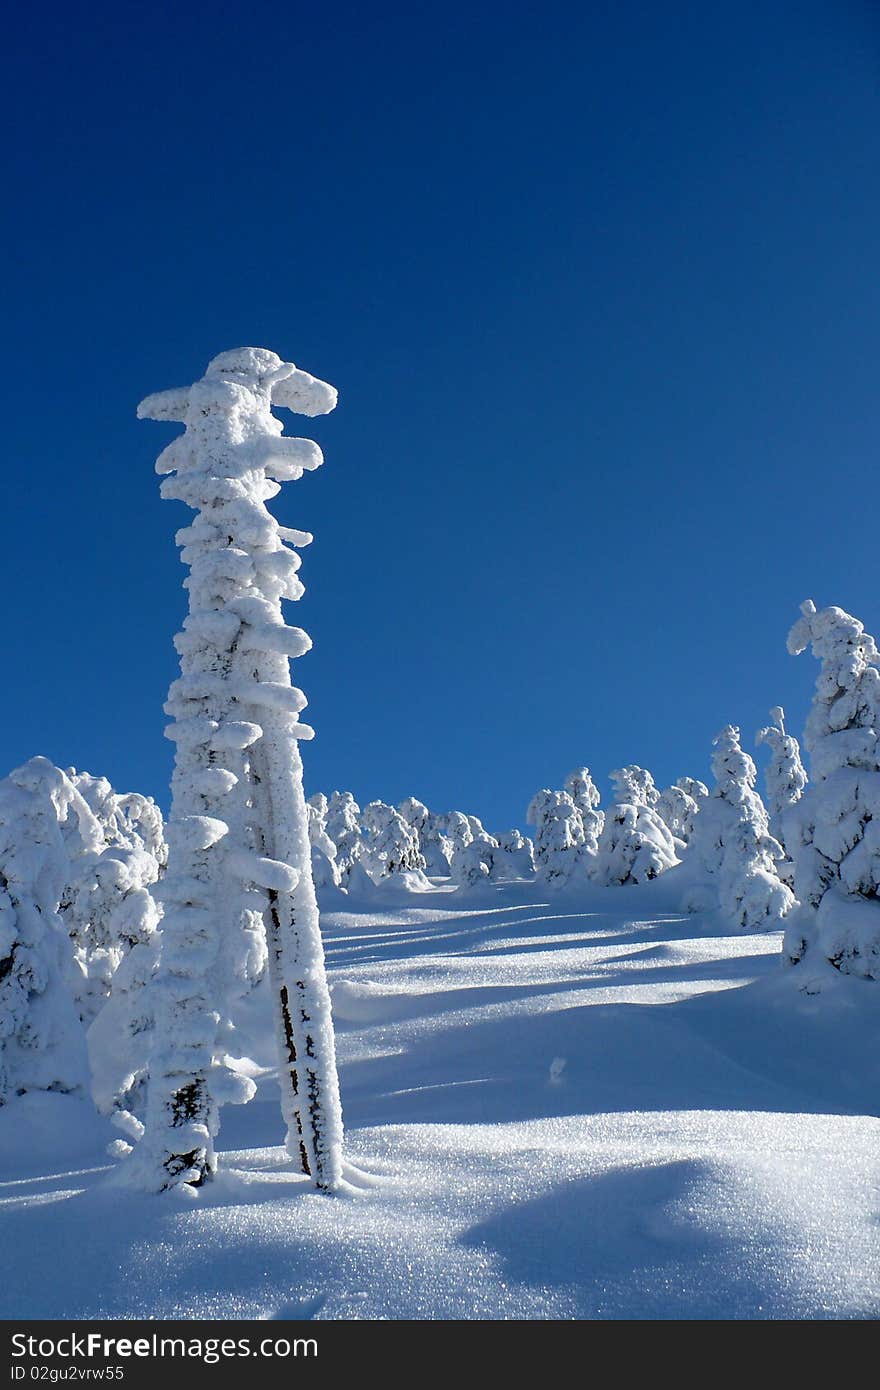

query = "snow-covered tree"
[
  {"left": 135, "top": 346, "right": 344, "bottom": 1192},
  {"left": 306, "top": 794, "right": 341, "bottom": 890},
  {"left": 527, "top": 789, "right": 591, "bottom": 886},
  {"left": 755, "top": 706, "right": 807, "bottom": 866},
  {"left": 437, "top": 811, "right": 475, "bottom": 867},
  {"left": 452, "top": 826, "right": 533, "bottom": 886},
  {"left": 655, "top": 778, "right": 706, "bottom": 845},
  {"left": 359, "top": 801, "right": 428, "bottom": 885},
  {"left": 496, "top": 828, "right": 536, "bottom": 879},
  {"left": 398, "top": 797, "right": 449, "bottom": 875},
  {"left": 61, "top": 772, "right": 167, "bottom": 1026},
  {"left": 783, "top": 601, "right": 880, "bottom": 980},
  {"left": 449, "top": 837, "right": 494, "bottom": 888},
  {"left": 688, "top": 726, "right": 794, "bottom": 929},
  {"left": 0, "top": 759, "right": 102, "bottom": 1105},
  {"left": 593, "top": 767, "right": 678, "bottom": 886},
  {"left": 563, "top": 768, "right": 604, "bottom": 851},
  {"left": 326, "top": 791, "right": 363, "bottom": 882}
]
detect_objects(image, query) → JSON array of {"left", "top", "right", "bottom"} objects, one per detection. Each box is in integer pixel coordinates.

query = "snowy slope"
[{"left": 1, "top": 879, "right": 878, "bottom": 1320}]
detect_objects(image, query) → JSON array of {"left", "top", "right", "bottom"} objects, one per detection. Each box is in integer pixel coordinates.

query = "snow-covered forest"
[{"left": 0, "top": 346, "right": 878, "bottom": 1323}]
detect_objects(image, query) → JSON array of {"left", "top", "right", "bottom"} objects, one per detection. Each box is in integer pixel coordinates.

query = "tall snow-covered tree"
[
  {"left": 563, "top": 768, "right": 604, "bottom": 851},
  {"left": 755, "top": 706, "right": 807, "bottom": 865},
  {"left": 593, "top": 767, "right": 678, "bottom": 885},
  {"left": 0, "top": 759, "right": 102, "bottom": 1105},
  {"left": 688, "top": 726, "right": 794, "bottom": 929},
  {"left": 135, "top": 346, "right": 344, "bottom": 1192},
  {"left": 784, "top": 601, "right": 880, "bottom": 980}
]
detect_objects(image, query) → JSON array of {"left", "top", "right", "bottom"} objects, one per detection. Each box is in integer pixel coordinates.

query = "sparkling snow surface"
[{"left": 1, "top": 881, "right": 878, "bottom": 1320}]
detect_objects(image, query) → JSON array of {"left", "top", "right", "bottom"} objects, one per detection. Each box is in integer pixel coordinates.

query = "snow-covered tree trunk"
[{"left": 136, "top": 347, "right": 343, "bottom": 1192}]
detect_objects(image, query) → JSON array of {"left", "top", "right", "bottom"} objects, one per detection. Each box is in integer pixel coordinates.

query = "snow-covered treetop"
[
  {"left": 755, "top": 706, "right": 807, "bottom": 817},
  {"left": 138, "top": 347, "right": 338, "bottom": 426},
  {"left": 710, "top": 725, "right": 759, "bottom": 797},
  {"left": 66, "top": 769, "right": 166, "bottom": 864},
  {"left": 787, "top": 600, "right": 880, "bottom": 780},
  {"left": 609, "top": 766, "right": 658, "bottom": 808},
  {"left": 398, "top": 797, "right": 432, "bottom": 838},
  {"left": 676, "top": 776, "right": 709, "bottom": 802},
  {"left": 564, "top": 768, "right": 601, "bottom": 814}
]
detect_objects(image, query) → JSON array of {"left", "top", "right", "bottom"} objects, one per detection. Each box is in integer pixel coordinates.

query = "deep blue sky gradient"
[{"left": 1, "top": 1, "right": 878, "bottom": 831}]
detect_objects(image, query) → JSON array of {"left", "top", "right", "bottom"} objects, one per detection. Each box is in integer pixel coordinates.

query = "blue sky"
[{"left": 1, "top": 1, "right": 878, "bottom": 831}]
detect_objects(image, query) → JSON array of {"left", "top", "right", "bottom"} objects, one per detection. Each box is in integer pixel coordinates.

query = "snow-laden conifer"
[
  {"left": 326, "top": 791, "right": 363, "bottom": 883},
  {"left": 398, "top": 798, "right": 449, "bottom": 875},
  {"left": 61, "top": 772, "right": 167, "bottom": 1026},
  {"left": 449, "top": 838, "right": 494, "bottom": 888},
  {"left": 755, "top": 706, "right": 807, "bottom": 865},
  {"left": 688, "top": 726, "right": 794, "bottom": 929},
  {"left": 655, "top": 778, "right": 705, "bottom": 845},
  {"left": 451, "top": 825, "right": 533, "bottom": 887},
  {"left": 307, "top": 794, "right": 341, "bottom": 890},
  {"left": 436, "top": 811, "right": 475, "bottom": 868},
  {"left": 563, "top": 768, "right": 604, "bottom": 851},
  {"left": 135, "top": 347, "right": 343, "bottom": 1192},
  {"left": 593, "top": 767, "right": 678, "bottom": 885},
  {"left": 496, "top": 828, "right": 536, "bottom": 879},
  {"left": 359, "top": 801, "right": 429, "bottom": 886},
  {"left": 784, "top": 601, "right": 880, "bottom": 979},
  {"left": 0, "top": 759, "right": 102, "bottom": 1104},
  {"left": 527, "top": 789, "right": 590, "bottom": 886}
]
